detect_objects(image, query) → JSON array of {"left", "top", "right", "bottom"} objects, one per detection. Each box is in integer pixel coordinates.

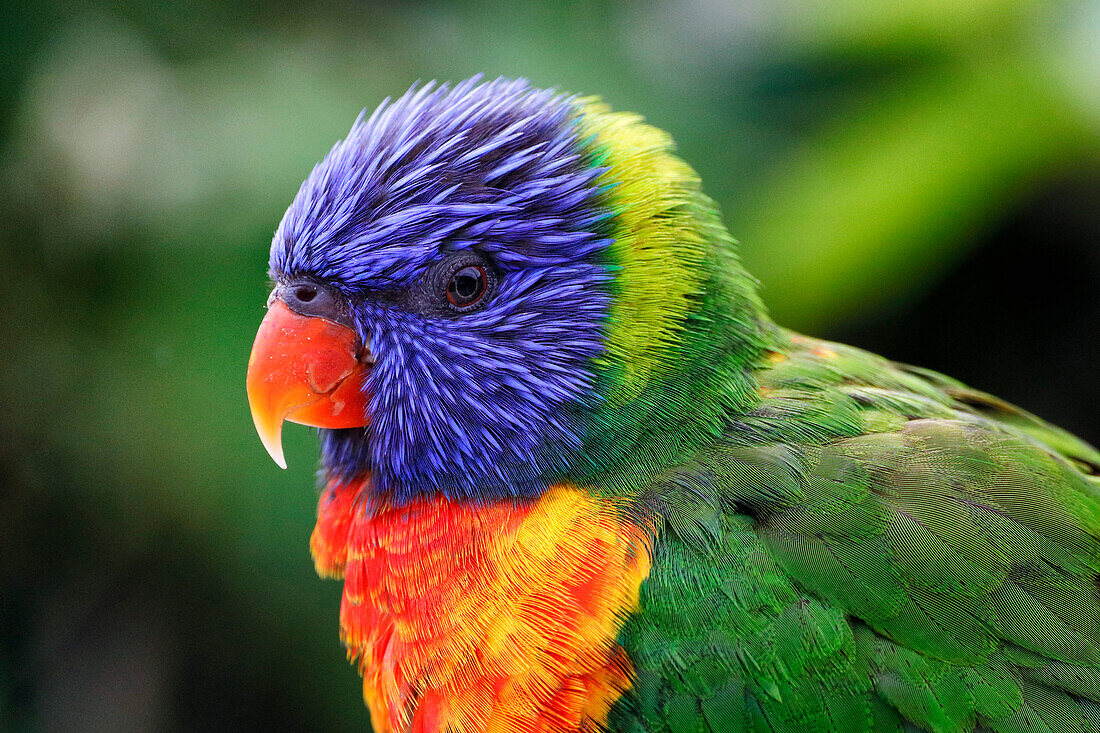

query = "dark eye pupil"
[
  {"left": 455, "top": 274, "right": 477, "bottom": 297},
  {"left": 295, "top": 286, "right": 317, "bottom": 303},
  {"left": 447, "top": 265, "right": 487, "bottom": 308}
]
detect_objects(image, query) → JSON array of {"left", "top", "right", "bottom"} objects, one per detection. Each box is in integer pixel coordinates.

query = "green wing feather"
[{"left": 611, "top": 332, "right": 1100, "bottom": 733}]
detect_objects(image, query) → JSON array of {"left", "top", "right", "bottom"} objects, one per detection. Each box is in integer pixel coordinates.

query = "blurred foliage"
[{"left": 0, "top": 1, "right": 1097, "bottom": 730}]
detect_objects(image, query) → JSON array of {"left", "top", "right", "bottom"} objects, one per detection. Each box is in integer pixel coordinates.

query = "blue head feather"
[{"left": 269, "top": 77, "right": 614, "bottom": 502}]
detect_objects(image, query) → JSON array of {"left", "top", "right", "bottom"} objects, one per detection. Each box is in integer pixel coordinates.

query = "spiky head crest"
[{"left": 270, "top": 77, "right": 770, "bottom": 502}]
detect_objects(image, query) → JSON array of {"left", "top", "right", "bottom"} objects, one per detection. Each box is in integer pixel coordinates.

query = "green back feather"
[{"left": 610, "top": 333, "right": 1100, "bottom": 733}]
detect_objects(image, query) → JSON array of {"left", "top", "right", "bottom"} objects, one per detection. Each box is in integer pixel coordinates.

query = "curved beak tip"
[
  {"left": 265, "top": 440, "right": 289, "bottom": 470},
  {"left": 247, "top": 386, "right": 290, "bottom": 469}
]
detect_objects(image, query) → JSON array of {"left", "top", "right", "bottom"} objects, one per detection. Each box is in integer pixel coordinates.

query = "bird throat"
[{"left": 311, "top": 476, "right": 652, "bottom": 733}]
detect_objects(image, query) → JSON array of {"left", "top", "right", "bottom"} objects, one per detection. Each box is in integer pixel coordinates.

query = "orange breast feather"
[{"left": 310, "top": 478, "right": 652, "bottom": 733}]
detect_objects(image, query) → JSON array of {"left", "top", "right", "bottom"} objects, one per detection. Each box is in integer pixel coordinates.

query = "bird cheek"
[{"left": 246, "top": 299, "right": 371, "bottom": 468}]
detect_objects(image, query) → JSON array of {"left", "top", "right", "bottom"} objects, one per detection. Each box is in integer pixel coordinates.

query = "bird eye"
[
  {"left": 295, "top": 285, "right": 318, "bottom": 303},
  {"left": 446, "top": 265, "right": 488, "bottom": 310}
]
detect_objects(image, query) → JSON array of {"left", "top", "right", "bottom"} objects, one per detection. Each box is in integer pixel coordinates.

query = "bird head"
[{"left": 247, "top": 77, "right": 769, "bottom": 502}]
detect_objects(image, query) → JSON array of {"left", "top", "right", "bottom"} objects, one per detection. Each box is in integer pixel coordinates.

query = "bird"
[{"left": 245, "top": 77, "right": 1100, "bottom": 733}]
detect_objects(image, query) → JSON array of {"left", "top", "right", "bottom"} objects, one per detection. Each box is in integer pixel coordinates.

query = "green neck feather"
[{"left": 571, "top": 100, "right": 778, "bottom": 495}]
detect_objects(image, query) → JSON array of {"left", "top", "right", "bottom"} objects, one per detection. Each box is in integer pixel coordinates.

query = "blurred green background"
[{"left": 1, "top": 1, "right": 1098, "bottom": 730}]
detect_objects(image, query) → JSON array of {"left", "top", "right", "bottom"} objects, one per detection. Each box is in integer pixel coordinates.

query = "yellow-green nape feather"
[
  {"left": 574, "top": 100, "right": 711, "bottom": 407},
  {"left": 569, "top": 97, "right": 772, "bottom": 499}
]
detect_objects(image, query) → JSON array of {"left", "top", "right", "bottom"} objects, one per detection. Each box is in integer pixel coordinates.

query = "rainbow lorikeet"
[{"left": 245, "top": 78, "right": 1100, "bottom": 733}]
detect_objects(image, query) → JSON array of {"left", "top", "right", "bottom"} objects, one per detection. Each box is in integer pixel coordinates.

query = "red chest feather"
[{"left": 310, "top": 477, "right": 651, "bottom": 733}]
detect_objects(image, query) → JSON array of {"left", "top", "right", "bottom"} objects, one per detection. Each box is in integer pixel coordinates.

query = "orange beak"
[{"left": 246, "top": 299, "right": 371, "bottom": 468}]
